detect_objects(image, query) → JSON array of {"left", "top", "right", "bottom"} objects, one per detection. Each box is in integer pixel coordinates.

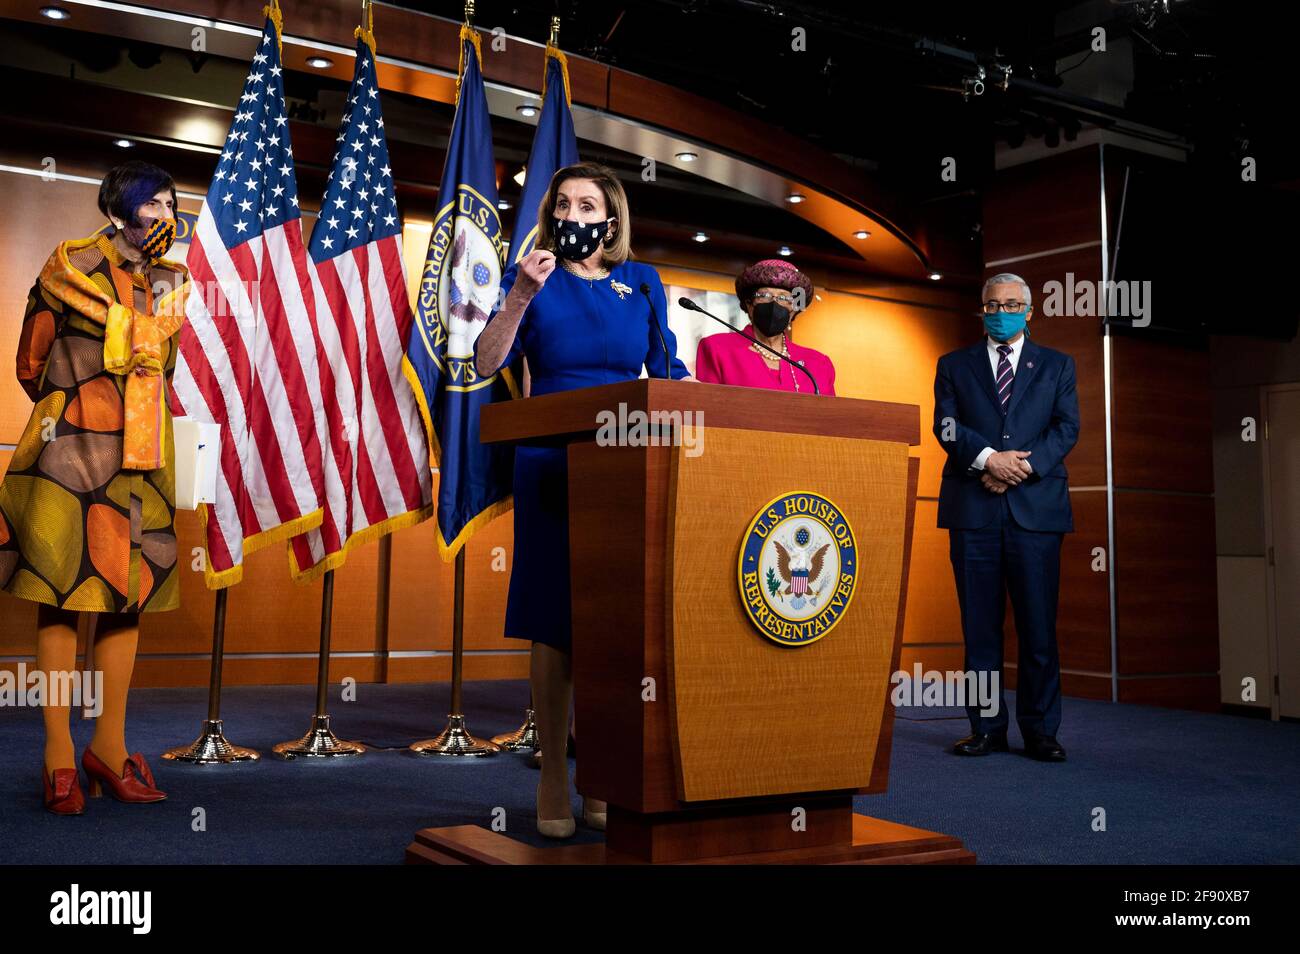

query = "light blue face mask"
[{"left": 983, "top": 310, "right": 1028, "bottom": 342}]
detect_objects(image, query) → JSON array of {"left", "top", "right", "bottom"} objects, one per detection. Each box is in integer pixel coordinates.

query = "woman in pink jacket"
[{"left": 694, "top": 258, "right": 836, "bottom": 395}]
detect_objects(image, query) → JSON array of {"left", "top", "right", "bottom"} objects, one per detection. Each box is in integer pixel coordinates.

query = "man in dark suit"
[{"left": 932, "top": 272, "right": 1079, "bottom": 762}]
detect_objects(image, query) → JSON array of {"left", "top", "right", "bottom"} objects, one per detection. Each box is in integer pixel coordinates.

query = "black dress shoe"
[
  {"left": 1024, "top": 735, "right": 1067, "bottom": 762},
  {"left": 952, "top": 731, "right": 1009, "bottom": 756}
]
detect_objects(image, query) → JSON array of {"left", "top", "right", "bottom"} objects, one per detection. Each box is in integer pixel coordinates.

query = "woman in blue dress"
[{"left": 474, "top": 162, "right": 692, "bottom": 839}]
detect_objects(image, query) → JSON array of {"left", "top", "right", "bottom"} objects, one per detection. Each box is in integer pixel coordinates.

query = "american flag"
[
  {"left": 288, "top": 34, "right": 433, "bottom": 581},
  {"left": 171, "top": 14, "right": 326, "bottom": 588}
]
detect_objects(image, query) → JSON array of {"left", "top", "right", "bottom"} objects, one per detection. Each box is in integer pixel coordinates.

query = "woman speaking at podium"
[
  {"left": 695, "top": 258, "right": 836, "bottom": 394},
  {"left": 474, "top": 162, "right": 692, "bottom": 838}
]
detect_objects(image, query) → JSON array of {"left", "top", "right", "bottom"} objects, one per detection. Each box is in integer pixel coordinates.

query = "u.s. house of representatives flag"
[
  {"left": 508, "top": 43, "right": 579, "bottom": 264},
  {"left": 288, "top": 27, "right": 433, "bottom": 582},
  {"left": 403, "top": 25, "right": 515, "bottom": 559},
  {"left": 170, "top": 5, "right": 326, "bottom": 588}
]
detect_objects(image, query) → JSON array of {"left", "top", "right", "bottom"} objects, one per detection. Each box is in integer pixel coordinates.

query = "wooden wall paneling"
[
  {"left": 1118, "top": 675, "right": 1220, "bottom": 713},
  {"left": 1111, "top": 336, "right": 1214, "bottom": 493},
  {"left": 1114, "top": 492, "right": 1219, "bottom": 675},
  {"left": 982, "top": 146, "right": 1101, "bottom": 262}
]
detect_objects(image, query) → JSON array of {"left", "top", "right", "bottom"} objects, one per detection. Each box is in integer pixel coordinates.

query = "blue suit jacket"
[{"left": 932, "top": 337, "right": 1080, "bottom": 532}]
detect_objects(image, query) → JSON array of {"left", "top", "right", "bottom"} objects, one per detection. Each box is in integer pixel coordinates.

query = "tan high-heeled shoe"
[
  {"left": 582, "top": 797, "right": 606, "bottom": 831},
  {"left": 536, "top": 783, "right": 575, "bottom": 839}
]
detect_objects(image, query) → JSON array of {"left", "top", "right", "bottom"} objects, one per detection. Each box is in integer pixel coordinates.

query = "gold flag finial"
[
  {"left": 356, "top": 0, "right": 377, "bottom": 56},
  {"left": 464, "top": 0, "right": 475, "bottom": 26},
  {"left": 549, "top": 16, "right": 560, "bottom": 47}
]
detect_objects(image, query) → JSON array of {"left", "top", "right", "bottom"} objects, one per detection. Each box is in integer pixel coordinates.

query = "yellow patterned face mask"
[{"left": 120, "top": 216, "right": 177, "bottom": 262}]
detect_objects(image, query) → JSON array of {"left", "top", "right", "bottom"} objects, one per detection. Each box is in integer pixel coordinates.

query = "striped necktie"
[{"left": 996, "top": 344, "right": 1014, "bottom": 413}]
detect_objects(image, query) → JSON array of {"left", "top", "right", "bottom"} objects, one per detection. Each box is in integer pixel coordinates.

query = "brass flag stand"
[
  {"left": 163, "top": 588, "right": 260, "bottom": 764},
  {"left": 273, "top": 569, "right": 365, "bottom": 758},
  {"left": 491, "top": 705, "right": 539, "bottom": 752},
  {"left": 410, "top": 549, "right": 499, "bottom": 757}
]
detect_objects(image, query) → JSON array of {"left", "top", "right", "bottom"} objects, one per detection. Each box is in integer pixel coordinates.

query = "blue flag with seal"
[
  {"left": 508, "top": 44, "right": 579, "bottom": 264},
  {"left": 403, "top": 25, "right": 515, "bottom": 559}
]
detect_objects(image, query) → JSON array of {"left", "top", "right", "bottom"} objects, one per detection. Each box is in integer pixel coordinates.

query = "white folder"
[{"left": 172, "top": 416, "right": 220, "bottom": 510}]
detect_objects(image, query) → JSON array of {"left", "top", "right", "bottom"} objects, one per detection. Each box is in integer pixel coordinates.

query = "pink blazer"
[{"left": 694, "top": 324, "right": 836, "bottom": 395}]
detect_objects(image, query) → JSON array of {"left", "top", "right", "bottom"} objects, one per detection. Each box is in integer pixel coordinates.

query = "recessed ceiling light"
[
  {"left": 853, "top": 229, "right": 870, "bottom": 240},
  {"left": 516, "top": 104, "right": 538, "bottom": 118},
  {"left": 497, "top": 199, "right": 511, "bottom": 210},
  {"left": 692, "top": 231, "right": 708, "bottom": 243},
  {"left": 305, "top": 56, "right": 333, "bottom": 69},
  {"left": 778, "top": 245, "right": 792, "bottom": 257},
  {"left": 786, "top": 193, "right": 805, "bottom": 204},
  {"left": 112, "top": 138, "right": 134, "bottom": 149},
  {"left": 675, "top": 151, "right": 698, "bottom": 162},
  {"left": 929, "top": 271, "right": 943, "bottom": 281},
  {"left": 39, "top": 6, "right": 70, "bottom": 20}
]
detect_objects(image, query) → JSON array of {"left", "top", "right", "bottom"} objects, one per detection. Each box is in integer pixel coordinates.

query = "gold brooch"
[{"left": 610, "top": 279, "right": 633, "bottom": 300}]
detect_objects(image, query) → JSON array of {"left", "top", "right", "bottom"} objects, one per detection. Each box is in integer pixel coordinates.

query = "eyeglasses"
[
  {"left": 753, "top": 292, "right": 795, "bottom": 306},
  {"left": 982, "top": 300, "right": 1027, "bottom": 314}
]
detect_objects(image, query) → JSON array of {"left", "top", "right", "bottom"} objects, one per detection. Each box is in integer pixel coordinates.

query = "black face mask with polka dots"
[{"left": 553, "top": 217, "right": 612, "bottom": 260}]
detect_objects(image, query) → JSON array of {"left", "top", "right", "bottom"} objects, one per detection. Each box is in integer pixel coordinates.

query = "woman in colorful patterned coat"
[{"left": 0, "top": 161, "right": 188, "bottom": 814}]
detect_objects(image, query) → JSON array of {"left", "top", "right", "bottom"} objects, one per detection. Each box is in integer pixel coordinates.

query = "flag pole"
[
  {"left": 408, "top": 0, "right": 498, "bottom": 760},
  {"left": 162, "top": 587, "right": 260, "bottom": 763},
  {"left": 492, "top": 12, "right": 564, "bottom": 757},
  {"left": 273, "top": 568, "right": 365, "bottom": 758},
  {"left": 411, "top": 547, "right": 499, "bottom": 756}
]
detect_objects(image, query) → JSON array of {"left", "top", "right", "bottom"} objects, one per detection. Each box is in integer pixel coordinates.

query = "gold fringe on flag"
[
  {"left": 262, "top": 0, "right": 283, "bottom": 55},
  {"left": 456, "top": 23, "right": 483, "bottom": 104}
]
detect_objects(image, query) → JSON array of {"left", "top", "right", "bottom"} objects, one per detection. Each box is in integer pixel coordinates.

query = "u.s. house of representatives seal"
[{"left": 737, "top": 491, "right": 858, "bottom": 647}]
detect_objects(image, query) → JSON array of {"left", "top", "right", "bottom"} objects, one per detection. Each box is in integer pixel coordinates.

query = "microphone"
[
  {"left": 640, "top": 282, "right": 673, "bottom": 379},
  {"left": 677, "top": 296, "right": 820, "bottom": 395}
]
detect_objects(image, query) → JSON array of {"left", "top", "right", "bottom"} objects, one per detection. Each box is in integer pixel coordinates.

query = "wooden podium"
[{"left": 407, "top": 379, "right": 973, "bottom": 865}]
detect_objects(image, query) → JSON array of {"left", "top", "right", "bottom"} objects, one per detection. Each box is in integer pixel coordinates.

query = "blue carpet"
[{"left": 1, "top": 679, "right": 1296, "bottom": 864}]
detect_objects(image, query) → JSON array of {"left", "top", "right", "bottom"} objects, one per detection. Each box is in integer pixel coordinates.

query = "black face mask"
[
  {"left": 553, "top": 217, "right": 612, "bottom": 261},
  {"left": 751, "top": 301, "right": 791, "bottom": 336}
]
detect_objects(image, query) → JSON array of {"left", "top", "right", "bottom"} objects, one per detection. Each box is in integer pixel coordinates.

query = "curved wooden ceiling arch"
[{"left": 2, "top": 0, "right": 937, "bottom": 279}]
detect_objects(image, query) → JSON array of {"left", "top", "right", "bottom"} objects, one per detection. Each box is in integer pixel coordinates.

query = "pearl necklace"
[
  {"left": 750, "top": 333, "right": 800, "bottom": 393},
  {"left": 560, "top": 259, "right": 609, "bottom": 283}
]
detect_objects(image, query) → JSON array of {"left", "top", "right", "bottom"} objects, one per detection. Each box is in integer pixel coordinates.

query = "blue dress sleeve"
[
  {"left": 642, "top": 267, "right": 690, "bottom": 380},
  {"left": 474, "top": 262, "right": 527, "bottom": 369}
]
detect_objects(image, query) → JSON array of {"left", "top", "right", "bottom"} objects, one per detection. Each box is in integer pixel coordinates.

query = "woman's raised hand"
[{"left": 515, "top": 249, "right": 556, "bottom": 298}]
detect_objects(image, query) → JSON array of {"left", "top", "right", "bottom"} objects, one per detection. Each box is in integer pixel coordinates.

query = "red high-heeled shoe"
[
  {"left": 43, "top": 767, "right": 86, "bottom": 815},
  {"left": 81, "top": 748, "right": 167, "bottom": 803}
]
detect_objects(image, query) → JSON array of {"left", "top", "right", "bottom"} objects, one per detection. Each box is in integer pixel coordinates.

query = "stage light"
[
  {"left": 497, "top": 199, "right": 511, "bottom": 210},
  {"left": 778, "top": 245, "right": 792, "bottom": 257},
  {"left": 112, "top": 138, "right": 134, "bottom": 148},
  {"left": 675, "top": 151, "right": 698, "bottom": 162},
  {"left": 513, "top": 167, "right": 527, "bottom": 187},
  {"left": 853, "top": 229, "right": 870, "bottom": 240},
  {"left": 786, "top": 193, "right": 805, "bottom": 204},
  {"left": 305, "top": 56, "right": 333, "bottom": 69},
  {"left": 929, "top": 271, "right": 943, "bottom": 281},
  {"left": 692, "top": 231, "right": 708, "bottom": 243},
  {"left": 516, "top": 104, "right": 538, "bottom": 118},
  {"left": 39, "top": 6, "right": 70, "bottom": 19}
]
